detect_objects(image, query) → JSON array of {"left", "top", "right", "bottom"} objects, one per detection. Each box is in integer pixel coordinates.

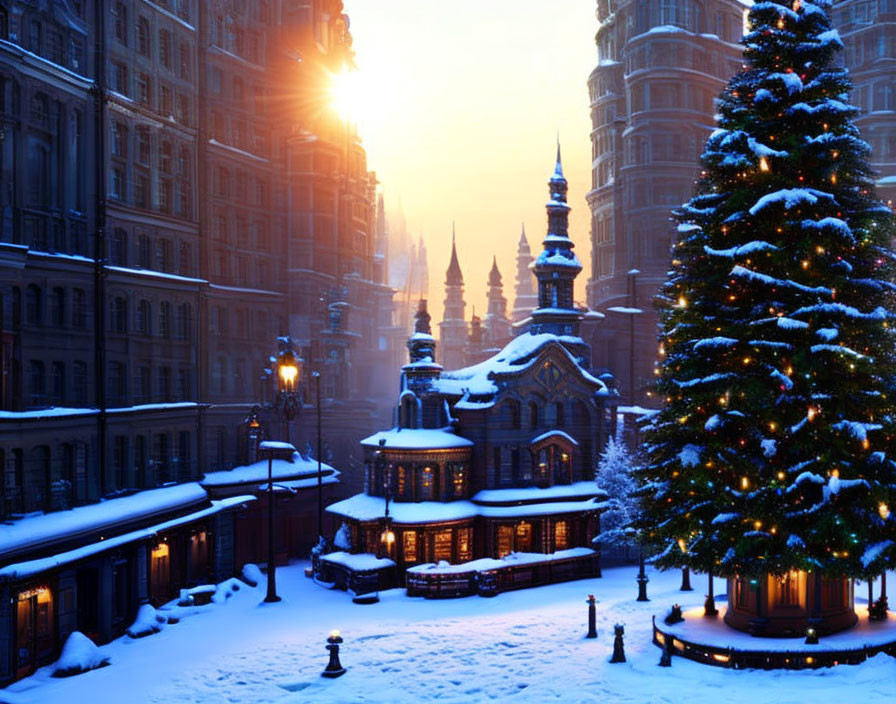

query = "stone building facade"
[
  {"left": 0, "top": 0, "right": 395, "bottom": 683},
  {"left": 585, "top": 0, "right": 750, "bottom": 406}
]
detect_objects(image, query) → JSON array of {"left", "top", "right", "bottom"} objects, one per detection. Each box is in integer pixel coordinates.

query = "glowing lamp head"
[
  {"left": 277, "top": 349, "right": 301, "bottom": 391},
  {"left": 382, "top": 529, "right": 395, "bottom": 546}
]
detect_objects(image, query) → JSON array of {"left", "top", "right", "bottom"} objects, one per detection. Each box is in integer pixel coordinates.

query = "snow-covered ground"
[{"left": 5, "top": 564, "right": 896, "bottom": 704}]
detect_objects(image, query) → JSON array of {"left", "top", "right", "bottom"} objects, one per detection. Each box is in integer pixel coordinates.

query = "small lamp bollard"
[
  {"left": 586, "top": 594, "right": 597, "bottom": 638},
  {"left": 680, "top": 566, "right": 693, "bottom": 591},
  {"left": 658, "top": 637, "right": 673, "bottom": 667},
  {"left": 636, "top": 546, "right": 649, "bottom": 602},
  {"left": 321, "top": 630, "right": 346, "bottom": 678},
  {"left": 805, "top": 626, "right": 819, "bottom": 645},
  {"left": 664, "top": 604, "right": 684, "bottom": 625},
  {"left": 610, "top": 624, "right": 626, "bottom": 663}
]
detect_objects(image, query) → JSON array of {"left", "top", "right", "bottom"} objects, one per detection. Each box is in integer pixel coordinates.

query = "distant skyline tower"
[
  {"left": 485, "top": 256, "right": 512, "bottom": 347},
  {"left": 439, "top": 227, "right": 468, "bottom": 370},
  {"left": 530, "top": 146, "right": 583, "bottom": 337},
  {"left": 585, "top": 0, "right": 746, "bottom": 406},
  {"left": 512, "top": 224, "right": 538, "bottom": 323}
]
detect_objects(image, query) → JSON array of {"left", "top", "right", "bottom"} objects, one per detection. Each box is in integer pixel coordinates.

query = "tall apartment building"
[
  {"left": 831, "top": 0, "right": 896, "bottom": 207},
  {"left": 584, "top": 0, "right": 748, "bottom": 405},
  {"left": 0, "top": 0, "right": 394, "bottom": 682}
]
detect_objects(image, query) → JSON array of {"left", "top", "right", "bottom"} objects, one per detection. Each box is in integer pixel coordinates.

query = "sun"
[{"left": 328, "top": 67, "right": 367, "bottom": 123}]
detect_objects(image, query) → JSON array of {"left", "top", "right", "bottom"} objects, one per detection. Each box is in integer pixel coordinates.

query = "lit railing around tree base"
[{"left": 652, "top": 615, "right": 896, "bottom": 670}]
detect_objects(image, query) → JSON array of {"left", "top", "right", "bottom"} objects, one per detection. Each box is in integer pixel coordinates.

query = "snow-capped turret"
[
  {"left": 485, "top": 255, "right": 511, "bottom": 346},
  {"left": 530, "top": 144, "right": 584, "bottom": 336}
]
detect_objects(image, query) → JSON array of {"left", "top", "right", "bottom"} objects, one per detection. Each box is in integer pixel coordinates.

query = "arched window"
[
  {"left": 555, "top": 401, "right": 565, "bottom": 427},
  {"left": 159, "top": 301, "right": 172, "bottom": 338},
  {"left": 137, "top": 17, "right": 150, "bottom": 57},
  {"left": 113, "top": 2, "right": 127, "bottom": 44},
  {"left": 528, "top": 401, "right": 539, "bottom": 429},
  {"left": 111, "top": 296, "right": 127, "bottom": 332},
  {"left": 51, "top": 287, "right": 65, "bottom": 326},
  {"left": 137, "top": 234, "right": 151, "bottom": 268},
  {"left": 399, "top": 392, "right": 419, "bottom": 429},
  {"left": 507, "top": 399, "right": 521, "bottom": 429},
  {"left": 25, "top": 284, "right": 42, "bottom": 325},
  {"left": 110, "top": 227, "right": 127, "bottom": 265},
  {"left": 28, "top": 445, "right": 51, "bottom": 512},
  {"left": 137, "top": 299, "right": 152, "bottom": 335}
]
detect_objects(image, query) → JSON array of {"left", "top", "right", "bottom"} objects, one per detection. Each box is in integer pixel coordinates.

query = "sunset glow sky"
[{"left": 342, "top": 0, "right": 596, "bottom": 320}]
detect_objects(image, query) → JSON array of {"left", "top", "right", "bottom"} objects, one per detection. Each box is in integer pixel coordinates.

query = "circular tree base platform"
[{"left": 653, "top": 604, "right": 896, "bottom": 670}]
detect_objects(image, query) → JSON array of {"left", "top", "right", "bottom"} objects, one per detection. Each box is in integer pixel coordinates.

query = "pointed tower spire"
[
  {"left": 446, "top": 225, "right": 464, "bottom": 286},
  {"left": 440, "top": 228, "right": 467, "bottom": 369},
  {"left": 553, "top": 138, "right": 564, "bottom": 180},
  {"left": 530, "top": 146, "right": 583, "bottom": 336},
  {"left": 513, "top": 223, "right": 537, "bottom": 324},
  {"left": 489, "top": 255, "right": 502, "bottom": 287},
  {"left": 486, "top": 255, "right": 511, "bottom": 345}
]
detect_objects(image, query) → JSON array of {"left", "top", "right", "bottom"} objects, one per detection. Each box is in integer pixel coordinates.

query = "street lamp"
[
  {"left": 313, "top": 370, "right": 323, "bottom": 541},
  {"left": 274, "top": 336, "right": 303, "bottom": 444},
  {"left": 375, "top": 438, "right": 394, "bottom": 558},
  {"left": 258, "top": 440, "right": 295, "bottom": 603}
]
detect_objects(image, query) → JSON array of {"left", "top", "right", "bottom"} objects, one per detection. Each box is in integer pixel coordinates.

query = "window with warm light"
[
  {"left": 554, "top": 520, "right": 569, "bottom": 550},
  {"left": 402, "top": 530, "right": 417, "bottom": 562}
]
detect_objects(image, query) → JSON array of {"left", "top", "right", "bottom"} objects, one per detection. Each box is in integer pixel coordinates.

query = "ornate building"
[
  {"left": 585, "top": 0, "right": 747, "bottom": 406},
  {"left": 0, "top": 0, "right": 393, "bottom": 683},
  {"left": 325, "top": 154, "right": 618, "bottom": 596}
]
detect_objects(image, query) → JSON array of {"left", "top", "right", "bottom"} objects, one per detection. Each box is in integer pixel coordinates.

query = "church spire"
[
  {"left": 530, "top": 144, "right": 583, "bottom": 336},
  {"left": 445, "top": 224, "right": 463, "bottom": 286},
  {"left": 440, "top": 225, "right": 467, "bottom": 370},
  {"left": 488, "top": 255, "right": 502, "bottom": 287}
]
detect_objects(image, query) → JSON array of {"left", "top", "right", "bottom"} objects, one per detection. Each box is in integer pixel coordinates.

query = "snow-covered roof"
[
  {"left": 360, "top": 428, "right": 473, "bottom": 451},
  {"left": 529, "top": 430, "right": 580, "bottom": 447},
  {"left": 407, "top": 548, "right": 596, "bottom": 575},
  {"left": 435, "top": 332, "right": 606, "bottom": 397},
  {"left": 326, "top": 492, "right": 605, "bottom": 524},
  {"left": 472, "top": 481, "right": 606, "bottom": 505},
  {"left": 258, "top": 441, "right": 296, "bottom": 452},
  {"left": 201, "top": 454, "right": 337, "bottom": 488},
  {"left": 0, "top": 483, "right": 210, "bottom": 561},
  {"left": 0, "top": 496, "right": 252, "bottom": 581}
]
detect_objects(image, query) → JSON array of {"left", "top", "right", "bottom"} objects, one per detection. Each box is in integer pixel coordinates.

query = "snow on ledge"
[
  {"left": 0, "top": 483, "right": 209, "bottom": 559},
  {"left": 407, "top": 548, "right": 596, "bottom": 575},
  {"left": 321, "top": 551, "right": 395, "bottom": 571}
]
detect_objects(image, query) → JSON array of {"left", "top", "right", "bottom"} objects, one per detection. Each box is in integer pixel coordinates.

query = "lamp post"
[
  {"left": 258, "top": 440, "right": 295, "bottom": 603},
  {"left": 274, "top": 336, "right": 303, "bottom": 445},
  {"left": 376, "top": 438, "right": 394, "bottom": 558},
  {"left": 636, "top": 544, "right": 649, "bottom": 601},
  {"left": 313, "top": 370, "right": 323, "bottom": 542}
]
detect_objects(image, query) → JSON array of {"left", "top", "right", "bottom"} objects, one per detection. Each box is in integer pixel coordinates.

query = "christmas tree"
[
  {"left": 637, "top": 0, "right": 896, "bottom": 615},
  {"left": 595, "top": 437, "right": 640, "bottom": 549}
]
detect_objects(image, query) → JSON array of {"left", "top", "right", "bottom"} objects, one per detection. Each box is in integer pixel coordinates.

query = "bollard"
[
  {"left": 321, "top": 630, "right": 346, "bottom": 678},
  {"left": 659, "top": 638, "right": 672, "bottom": 667},
  {"left": 586, "top": 594, "right": 597, "bottom": 638},
  {"left": 610, "top": 624, "right": 626, "bottom": 663}
]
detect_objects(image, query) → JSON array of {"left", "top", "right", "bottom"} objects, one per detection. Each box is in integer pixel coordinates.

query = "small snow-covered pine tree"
[
  {"left": 637, "top": 0, "right": 896, "bottom": 582},
  {"left": 595, "top": 438, "right": 640, "bottom": 547}
]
